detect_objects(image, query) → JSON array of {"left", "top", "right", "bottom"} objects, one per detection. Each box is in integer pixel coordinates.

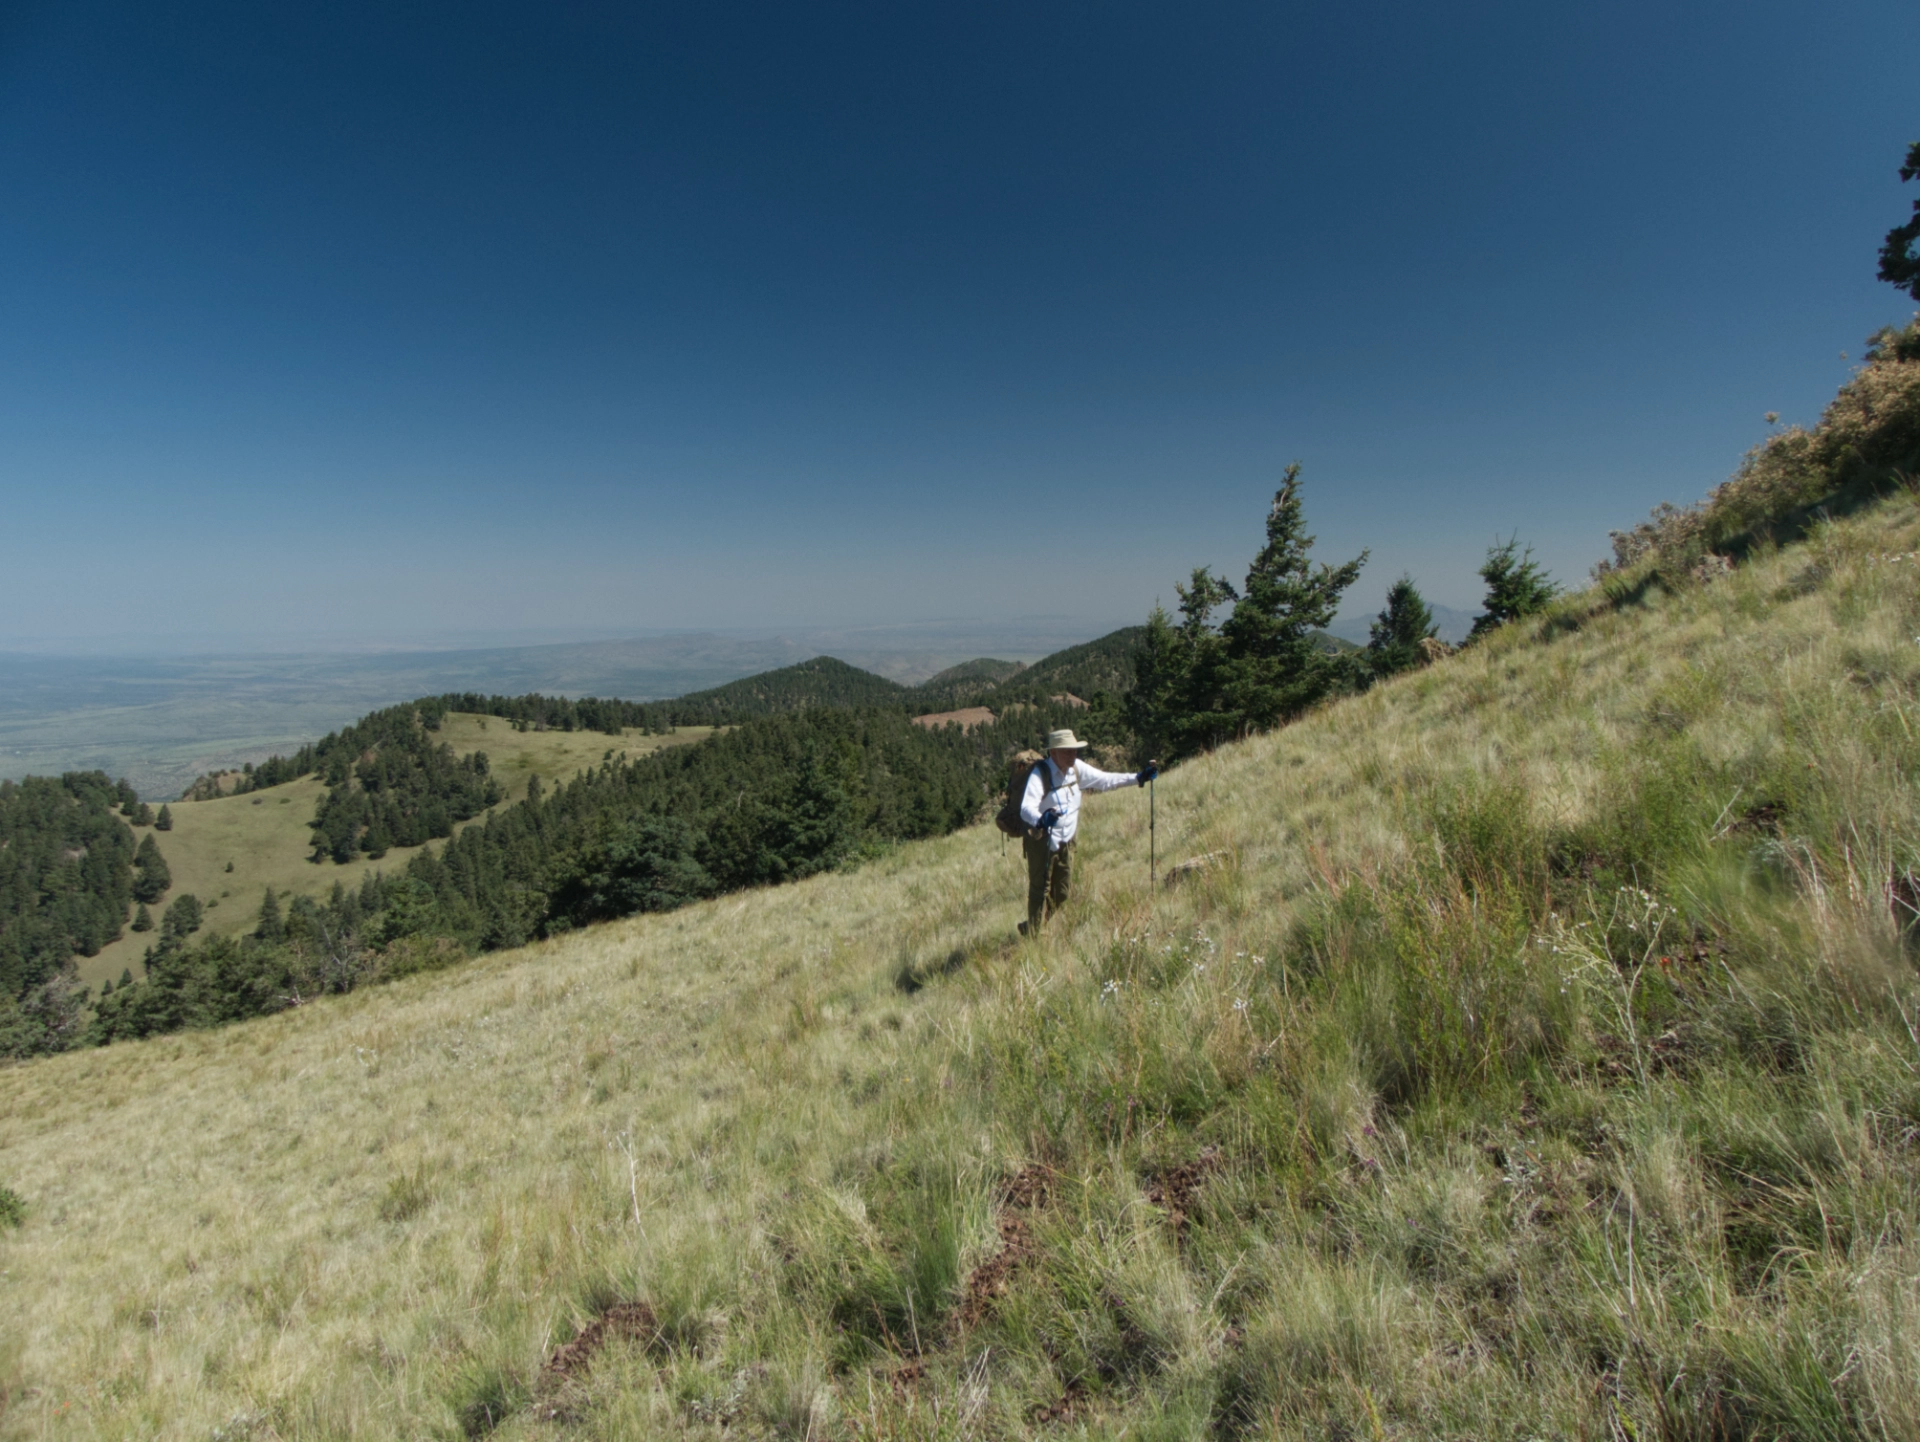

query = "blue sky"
[{"left": 1, "top": 0, "right": 1915, "bottom": 649}]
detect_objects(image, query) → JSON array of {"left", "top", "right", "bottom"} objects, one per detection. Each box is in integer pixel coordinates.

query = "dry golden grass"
[{"left": 6, "top": 499, "right": 1920, "bottom": 1437}]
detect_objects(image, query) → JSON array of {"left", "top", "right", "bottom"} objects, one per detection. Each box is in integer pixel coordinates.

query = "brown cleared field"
[{"left": 77, "top": 718, "right": 711, "bottom": 988}]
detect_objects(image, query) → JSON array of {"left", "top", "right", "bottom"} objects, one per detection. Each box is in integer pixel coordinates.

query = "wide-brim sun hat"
[{"left": 1045, "top": 728, "right": 1090, "bottom": 752}]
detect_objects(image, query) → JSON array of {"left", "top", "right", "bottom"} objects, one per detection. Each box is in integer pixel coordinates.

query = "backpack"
[{"left": 994, "top": 751, "right": 1047, "bottom": 838}]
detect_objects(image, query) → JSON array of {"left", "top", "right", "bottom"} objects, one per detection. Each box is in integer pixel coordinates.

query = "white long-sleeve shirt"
[{"left": 1019, "top": 756, "right": 1141, "bottom": 852}]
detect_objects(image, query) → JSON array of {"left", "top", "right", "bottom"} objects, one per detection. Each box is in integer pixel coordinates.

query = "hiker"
[{"left": 1018, "top": 728, "right": 1158, "bottom": 936}]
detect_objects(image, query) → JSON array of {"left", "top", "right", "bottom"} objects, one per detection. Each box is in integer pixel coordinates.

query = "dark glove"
[
  {"left": 1038, "top": 808, "right": 1061, "bottom": 829},
  {"left": 1137, "top": 763, "right": 1159, "bottom": 784}
]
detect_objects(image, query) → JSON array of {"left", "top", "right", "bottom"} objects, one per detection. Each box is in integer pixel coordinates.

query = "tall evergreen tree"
[
  {"left": 131, "top": 902, "right": 153, "bottom": 933},
  {"left": 154, "top": 804, "right": 173, "bottom": 832},
  {"left": 1368, "top": 575, "right": 1440, "bottom": 679},
  {"left": 1216, "top": 464, "right": 1367, "bottom": 735},
  {"left": 1130, "top": 467, "right": 1364, "bottom": 759},
  {"left": 1468, "top": 538, "right": 1559, "bottom": 641}
]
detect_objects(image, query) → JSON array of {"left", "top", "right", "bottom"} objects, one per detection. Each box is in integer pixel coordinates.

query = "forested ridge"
[{"left": 178, "top": 631, "right": 1158, "bottom": 872}]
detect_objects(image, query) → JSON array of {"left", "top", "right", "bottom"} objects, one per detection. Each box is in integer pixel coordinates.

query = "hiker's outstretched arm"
[{"left": 1074, "top": 761, "right": 1139, "bottom": 794}]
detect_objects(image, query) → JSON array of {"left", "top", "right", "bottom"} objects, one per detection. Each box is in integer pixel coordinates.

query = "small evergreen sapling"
[
  {"left": 1368, "top": 575, "right": 1440, "bottom": 679},
  {"left": 131, "top": 902, "right": 153, "bottom": 932},
  {"left": 154, "top": 804, "right": 173, "bottom": 831},
  {"left": 1468, "top": 538, "right": 1559, "bottom": 641}
]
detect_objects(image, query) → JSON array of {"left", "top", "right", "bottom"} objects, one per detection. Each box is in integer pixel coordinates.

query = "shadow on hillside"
[
  {"left": 1539, "top": 471, "right": 1918, "bottom": 647},
  {"left": 894, "top": 937, "right": 1008, "bottom": 993},
  {"left": 1719, "top": 471, "right": 1917, "bottom": 563}
]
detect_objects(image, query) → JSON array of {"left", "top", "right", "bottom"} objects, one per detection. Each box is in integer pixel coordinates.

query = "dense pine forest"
[{"left": 0, "top": 773, "right": 147, "bottom": 1053}]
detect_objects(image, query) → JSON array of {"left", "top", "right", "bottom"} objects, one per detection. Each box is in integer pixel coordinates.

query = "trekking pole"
[{"left": 1148, "top": 760, "right": 1158, "bottom": 890}]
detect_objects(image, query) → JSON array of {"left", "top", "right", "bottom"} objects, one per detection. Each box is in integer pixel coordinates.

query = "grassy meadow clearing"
[
  {"left": 77, "top": 723, "right": 709, "bottom": 990},
  {"left": 6, "top": 494, "right": 1920, "bottom": 1439}
]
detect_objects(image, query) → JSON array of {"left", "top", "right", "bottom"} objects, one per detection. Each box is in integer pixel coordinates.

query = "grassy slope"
[
  {"left": 5, "top": 501, "right": 1920, "bottom": 1438},
  {"left": 77, "top": 721, "right": 709, "bottom": 989}
]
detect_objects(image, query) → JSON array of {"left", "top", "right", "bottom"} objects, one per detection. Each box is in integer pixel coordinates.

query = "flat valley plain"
[{"left": 0, "top": 622, "right": 1102, "bottom": 801}]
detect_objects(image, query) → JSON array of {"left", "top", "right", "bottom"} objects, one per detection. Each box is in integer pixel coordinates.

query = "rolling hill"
[{"left": 72, "top": 718, "right": 710, "bottom": 991}]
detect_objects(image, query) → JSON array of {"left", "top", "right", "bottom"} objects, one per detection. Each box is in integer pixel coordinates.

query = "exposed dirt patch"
[
  {"left": 889, "top": 1359, "right": 926, "bottom": 1395},
  {"left": 912, "top": 707, "right": 996, "bottom": 732},
  {"left": 1143, "top": 1146, "right": 1220, "bottom": 1235},
  {"left": 1728, "top": 800, "right": 1785, "bottom": 836},
  {"left": 958, "top": 1164, "right": 1054, "bottom": 1328},
  {"left": 543, "top": 1301, "right": 659, "bottom": 1380},
  {"left": 1000, "top": 1162, "right": 1054, "bottom": 1210},
  {"left": 1162, "top": 851, "right": 1232, "bottom": 888},
  {"left": 959, "top": 1214, "right": 1037, "bottom": 1328},
  {"left": 1892, "top": 866, "right": 1920, "bottom": 931},
  {"left": 1028, "top": 1380, "right": 1089, "bottom": 1425}
]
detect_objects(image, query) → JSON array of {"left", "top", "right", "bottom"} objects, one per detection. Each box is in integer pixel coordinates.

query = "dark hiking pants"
[{"left": 1024, "top": 835, "right": 1073, "bottom": 933}]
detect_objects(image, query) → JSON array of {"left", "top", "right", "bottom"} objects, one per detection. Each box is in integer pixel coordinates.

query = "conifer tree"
[
  {"left": 1129, "top": 568, "right": 1238, "bottom": 758},
  {"left": 255, "top": 887, "right": 284, "bottom": 943},
  {"left": 162, "top": 894, "right": 203, "bottom": 941},
  {"left": 131, "top": 902, "right": 153, "bottom": 932},
  {"left": 1217, "top": 464, "right": 1367, "bottom": 736},
  {"left": 1368, "top": 575, "right": 1440, "bottom": 679},
  {"left": 132, "top": 833, "right": 171, "bottom": 903},
  {"left": 154, "top": 804, "right": 173, "bottom": 832},
  {"left": 1879, "top": 140, "right": 1920, "bottom": 302},
  {"left": 1130, "top": 468, "right": 1364, "bottom": 758},
  {"left": 1468, "top": 538, "right": 1559, "bottom": 641}
]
